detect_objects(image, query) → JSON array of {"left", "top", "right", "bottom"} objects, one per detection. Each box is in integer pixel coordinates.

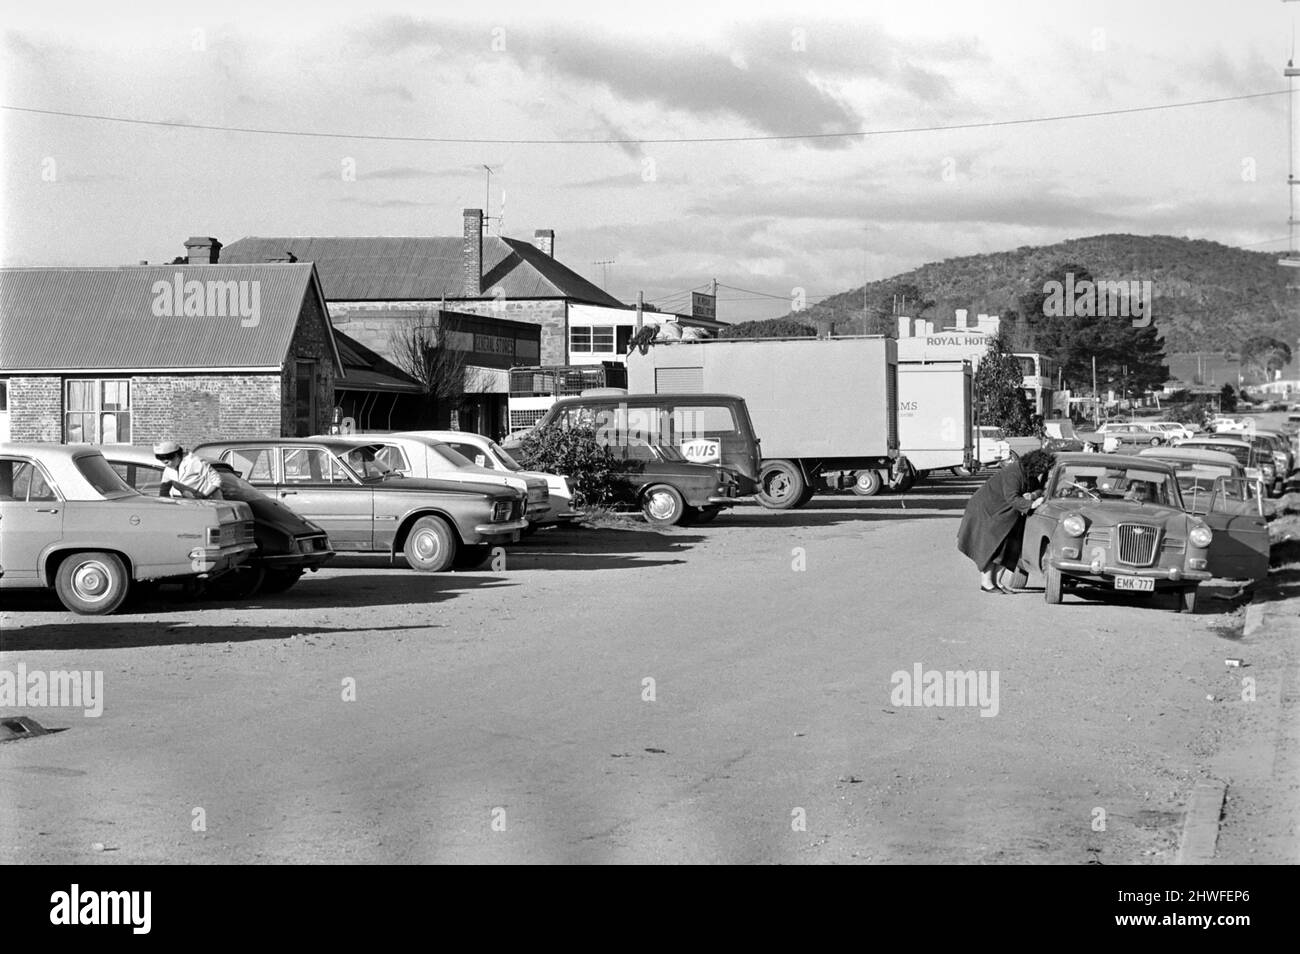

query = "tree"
[
  {"left": 1240, "top": 336, "right": 1292, "bottom": 382},
  {"left": 974, "top": 334, "right": 1034, "bottom": 436},
  {"left": 1220, "top": 384, "right": 1238, "bottom": 413},
  {"left": 719, "top": 318, "right": 816, "bottom": 339},
  {"left": 1018, "top": 262, "right": 1167, "bottom": 396},
  {"left": 513, "top": 423, "right": 627, "bottom": 509},
  {"left": 389, "top": 313, "right": 493, "bottom": 427}
]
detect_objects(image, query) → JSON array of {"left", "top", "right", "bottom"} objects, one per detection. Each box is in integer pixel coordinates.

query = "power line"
[{"left": 1, "top": 89, "right": 1289, "bottom": 145}]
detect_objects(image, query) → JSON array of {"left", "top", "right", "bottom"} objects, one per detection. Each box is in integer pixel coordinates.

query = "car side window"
[
  {"left": 374, "top": 445, "right": 407, "bottom": 473},
  {"left": 283, "top": 448, "right": 344, "bottom": 483},
  {"left": 109, "top": 461, "right": 164, "bottom": 495},
  {"left": 229, "top": 448, "right": 275, "bottom": 483},
  {"left": 0, "top": 459, "right": 58, "bottom": 502}
]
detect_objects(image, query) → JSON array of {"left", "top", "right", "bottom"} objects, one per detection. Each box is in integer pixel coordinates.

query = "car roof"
[
  {"left": 1051, "top": 452, "right": 1176, "bottom": 473},
  {"left": 196, "top": 437, "right": 371, "bottom": 453},
  {"left": 1178, "top": 437, "right": 1250, "bottom": 448},
  {"left": 320, "top": 434, "right": 447, "bottom": 449},
  {"left": 549, "top": 392, "right": 746, "bottom": 407},
  {"left": 1138, "top": 447, "right": 1241, "bottom": 467}
]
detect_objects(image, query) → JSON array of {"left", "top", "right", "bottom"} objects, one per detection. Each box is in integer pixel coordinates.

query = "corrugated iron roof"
[
  {"left": 0, "top": 264, "right": 337, "bottom": 372},
  {"left": 334, "top": 329, "right": 422, "bottom": 393},
  {"left": 220, "top": 235, "right": 624, "bottom": 307}
]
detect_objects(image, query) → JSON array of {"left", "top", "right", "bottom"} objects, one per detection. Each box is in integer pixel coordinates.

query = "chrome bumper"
[
  {"left": 474, "top": 518, "right": 530, "bottom": 536},
  {"left": 1054, "top": 559, "right": 1211, "bottom": 583}
]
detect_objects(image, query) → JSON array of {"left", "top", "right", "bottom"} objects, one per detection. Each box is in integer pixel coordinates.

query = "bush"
[{"left": 513, "top": 423, "right": 629, "bottom": 509}]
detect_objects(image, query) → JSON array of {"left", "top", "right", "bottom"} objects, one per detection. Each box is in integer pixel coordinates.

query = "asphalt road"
[{"left": 0, "top": 477, "right": 1287, "bottom": 863}]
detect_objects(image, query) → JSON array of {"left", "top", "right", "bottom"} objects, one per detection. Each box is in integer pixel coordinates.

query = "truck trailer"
[
  {"left": 625, "top": 336, "right": 900, "bottom": 509},
  {"left": 886, "top": 360, "right": 976, "bottom": 488}
]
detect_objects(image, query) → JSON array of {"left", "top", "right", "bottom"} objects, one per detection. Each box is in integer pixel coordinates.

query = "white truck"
[
  {"left": 626, "top": 335, "right": 901, "bottom": 509},
  {"left": 889, "top": 361, "right": 976, "bottom": 488}
]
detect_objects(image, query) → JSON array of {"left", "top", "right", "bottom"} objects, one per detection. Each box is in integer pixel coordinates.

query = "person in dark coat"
[{"left": 957, "top": 449, "right": 1057, "bottom": 593}]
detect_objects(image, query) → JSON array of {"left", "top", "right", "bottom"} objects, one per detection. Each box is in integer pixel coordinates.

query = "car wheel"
[
  {"left": 850, "top": 470, "right": 883, "bottom": 497},
  {"left": 206, "top": 565, "right": 266, "bottom": 600},
  {"left": 1177, "top": 586, "right": 1198, "bottom": 614},
  {"left": 1043, "top": 564, "right": 1064, "bottom": 604},
  {"left": 686, "top": 505, "right": 722, "bottom": 524},
  {"left": 54, "top": 551, "right": 130, "bottom": 616},
  {"left": 403, "top": 516, "right": 458, "bottom": 572},
  {"left": 642, "top": 485, "right": 687, "bottom": 526},
  {"left": 261, "top": 569, "right": 305, "bottom": 594},
  {"left": 757, "top": 460, "right": 808, "bottom": 509},
  {"left": 1149, "top": 436, "right": 1161, "bottom": 446}
]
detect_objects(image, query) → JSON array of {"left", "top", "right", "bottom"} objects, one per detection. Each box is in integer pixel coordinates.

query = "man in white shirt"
[{"left": 152, "top": 440, "right": 223, "bottom": 500}]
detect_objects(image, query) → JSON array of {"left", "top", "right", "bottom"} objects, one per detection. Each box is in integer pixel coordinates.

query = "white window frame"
[{"left": 64, "top": 378, "right": 132, "bottom": 445}]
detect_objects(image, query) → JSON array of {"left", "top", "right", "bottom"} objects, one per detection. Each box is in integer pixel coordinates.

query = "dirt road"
[{"left": 0, "top": 478, "right": 1289, "bottom": 863}]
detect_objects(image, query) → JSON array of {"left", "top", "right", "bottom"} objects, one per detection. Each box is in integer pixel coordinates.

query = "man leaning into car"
[{"left": 153, "top": 440, "right": 224, "bottom": 500}]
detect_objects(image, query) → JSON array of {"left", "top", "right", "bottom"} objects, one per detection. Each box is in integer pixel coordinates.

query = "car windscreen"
[
  {"left": 1051, "top": 464, "right": 1177, "bottom": 506},
  {"left": 488, "top": 441, "right": 523, "bottom": 472},
  {"left": 75, "top": 454, "right": 140, "bottom": 498},
  {"left": 429, "top": 443, "right": 476, "bottom": 468},
  {"left": 342, "top": 446, "right": 397, "bottom": 479},
  {"left": 213, "top": 466, "right": 267, "bottom": 502},
  {"left": 1182, "top": 442, "right": 1250, "bottom": 467}
]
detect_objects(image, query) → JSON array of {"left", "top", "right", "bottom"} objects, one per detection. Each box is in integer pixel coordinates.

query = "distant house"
[
  {"left": 219, "top": 210, "right": 623, "bottom": 368},
  {"left": 0, "top": 263, "right": 342, "bottom": 445}
]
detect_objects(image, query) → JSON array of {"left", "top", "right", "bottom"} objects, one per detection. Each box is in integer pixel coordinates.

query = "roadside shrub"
[{"left": 514, "top": 423, "right": 629, "bottom": 510}]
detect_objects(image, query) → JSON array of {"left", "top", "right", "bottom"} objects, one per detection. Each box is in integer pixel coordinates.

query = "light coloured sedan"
[
  {"left": 319, "top": 434, "right": 551, "bottom": 526},
  {"left": 399, "top": 430, "right": 575, "bottom": 525}
]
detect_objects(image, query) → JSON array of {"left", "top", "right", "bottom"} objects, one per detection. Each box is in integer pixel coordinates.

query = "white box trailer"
[
  {"left": 625, "top": 336, "right": 900, "bottom": 509},
  {"left": 897, "top": 361, "right": 975, "bottom": 480}
]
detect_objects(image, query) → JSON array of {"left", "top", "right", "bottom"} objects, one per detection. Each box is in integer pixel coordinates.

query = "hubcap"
[
  {"left": 72, "top": 561, "right": 111, "bottom": 602},
  {"left": 767, "top": 474, "right": 792, "bottom": 499},
  {"left": 413, "top": 530, "right": 442, "bottom": 561},
  {"left": 856, "top": 474, "right": 875, "bottom": 491},
  {"left": 647, "top": 492, "right": 677, "bottom": 520}
]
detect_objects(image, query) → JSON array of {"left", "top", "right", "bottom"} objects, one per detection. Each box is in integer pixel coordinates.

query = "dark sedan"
[{"left": 106, "top": 446, "right": 334, "bottom": 596}]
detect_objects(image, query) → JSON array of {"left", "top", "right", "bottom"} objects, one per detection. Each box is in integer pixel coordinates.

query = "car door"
[
  {"left": 1203, "top": 477, "right": 1268, "bottom": 582},
  {"left": 277, "top": 447, "right": 375, "bottom": 550},
  {"left": 0, "top": 456, "right": 64, "bottom": 582}
]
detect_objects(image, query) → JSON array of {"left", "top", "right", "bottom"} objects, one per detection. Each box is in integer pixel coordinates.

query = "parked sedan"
[
  {"left": 0, "top": 443, "right": 256, "bottom": 614},
  {"left": 318, "top": 434, "right": 551, "bottom": 526},
  {"left": 1185, "top": 435, "right": 1280, "bottom": 495},
  {"left": 400, "top": 430, "right": 577, "bottom": 526},
  {"left": 105, "top": 445, "right": 334, "bottom": 596},
  {"left": 1138, "top": 447, "right": 1268, "bottom": 582},
  {"left": 1094, "top": 422, "right": 1168, "bottom": 450},
  {"left": 194, "top": 438, "right": 527, "bottom": 572},
  {"left": 1014, "top": 454, "right": 1213, "bottom": 612}
]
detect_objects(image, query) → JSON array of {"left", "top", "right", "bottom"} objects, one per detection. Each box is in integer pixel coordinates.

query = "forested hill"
[{"left": 805, "top": 234, "right": 1296, "bottom": 353}]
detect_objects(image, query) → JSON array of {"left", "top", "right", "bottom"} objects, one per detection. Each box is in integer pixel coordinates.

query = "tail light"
[{"left": 206, "top": 527, "right": 220, "bottom": 546}]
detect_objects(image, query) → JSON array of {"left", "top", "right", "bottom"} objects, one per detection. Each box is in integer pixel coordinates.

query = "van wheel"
[
  {"left": 850, "top": 470, "right": 883, "bottom": 497},
  {"left": 757, "top": 460, "right": 807, "bottom": 509},
  {"left": 55, "top": 551, "right": 130, "bottom": 615},
  {"left": 643, "top": 485, "right": 687, "bottom": 526},
  {"left": 404, "top": 516, "right": 457, "bottom": 572}
]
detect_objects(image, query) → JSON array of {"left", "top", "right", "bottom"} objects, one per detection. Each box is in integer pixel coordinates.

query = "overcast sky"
[{"left": 1, "top": 0, "right": 1293, "bottom": 320}]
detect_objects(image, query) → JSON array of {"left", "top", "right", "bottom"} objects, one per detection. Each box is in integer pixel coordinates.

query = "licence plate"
[{"left": 1113, "top": 576, "right": 1155, "bottom": 592}]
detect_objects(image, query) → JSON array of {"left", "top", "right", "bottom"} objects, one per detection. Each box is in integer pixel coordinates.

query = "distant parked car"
[
  {"left": 105, "top": 445, "right": 335, "bottom": 596},
  {"left": 319, "top": 434, "right": 551, "bottom": 527},
  {"left": 1095, "top": 422, "right": 1168, "bottom": 450},
  {"left": 1014, "top": 453, "right": 1213, "bottom": 612},
  {"left": 195, "top": 438, "right": 527, "bottom": 572},
  {"left": 400, "top": 430, "right": 576, "bottom": 526},
  {"left": 1199, "top": 432, "right": 1283, "bottom": 496},
  {"left": 0, "top": 443, "right": 256, "bottom": 614},
  {"left": 975, "top": 426, "right": 1010, "bottom": 466},
  {"left": 1143, "top": 421, "right": 1196, "bottom": 442}
]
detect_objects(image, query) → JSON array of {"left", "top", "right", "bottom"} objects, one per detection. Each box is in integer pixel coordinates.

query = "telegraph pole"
[{"left": 1285, "top": 1, "right": 1300, "bottom": 267}]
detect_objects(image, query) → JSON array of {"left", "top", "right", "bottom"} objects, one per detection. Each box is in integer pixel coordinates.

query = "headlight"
[
  {"left": 491, "top": 501, "right": 513, "bottom": 522},
  {"left": 1062, "top": 514, "right": 1087, "bottom": 537},
  {"left": 1189, "top": 525, "right": 1213, "bottom": 548}
]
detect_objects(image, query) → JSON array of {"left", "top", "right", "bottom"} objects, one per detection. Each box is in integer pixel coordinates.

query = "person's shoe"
[{"left": 980, "top": 585, "right": 1004, "bottom": 594}]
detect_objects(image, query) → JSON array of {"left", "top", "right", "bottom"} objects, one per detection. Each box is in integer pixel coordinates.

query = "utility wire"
[{"left": 1, "top": 89, "right": 1289, "bottom": 145}]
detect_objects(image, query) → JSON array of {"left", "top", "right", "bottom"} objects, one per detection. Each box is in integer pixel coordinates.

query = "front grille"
[{"left": 1116, "top": 524, "right": 1160, "bottom": 566}]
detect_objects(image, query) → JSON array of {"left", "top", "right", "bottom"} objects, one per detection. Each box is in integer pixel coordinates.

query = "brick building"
[
  {"left": 220, "top": 209, "right": 624, "bottom": 370},
  {"left": 0, "top": 262, "right": 343, "bottom": 446}
]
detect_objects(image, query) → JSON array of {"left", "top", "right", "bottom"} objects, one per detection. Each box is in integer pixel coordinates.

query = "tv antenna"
[{"left": 593, "top": 259, "right": 616, "bottom": 290}]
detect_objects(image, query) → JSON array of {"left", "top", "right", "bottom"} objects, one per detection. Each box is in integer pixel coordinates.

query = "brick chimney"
[
  {"left": 462, "top": 209, "right": 483, "bottom": 297},
  {"left": 184, "top": 236, "right": 222, "bottom": 264},
  {"left": 534, "top": 229, "right": 555, "bottom": 258}
]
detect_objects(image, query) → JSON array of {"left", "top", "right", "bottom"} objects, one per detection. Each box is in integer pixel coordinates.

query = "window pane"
[
  {"left": 67, "top": 380, "right": 93, "bottom": 412},
  {"left": 570, "top": 327, "right": 592, "bottom": 353},
  {"left": 102, "top": 380, "right": 129, "bottom": 410},
  {"left": 0, "top": 380, "right": 8, "bottom": 412},
  {"left": 591, "top": 326, "right": 615, "bottom": 352}
]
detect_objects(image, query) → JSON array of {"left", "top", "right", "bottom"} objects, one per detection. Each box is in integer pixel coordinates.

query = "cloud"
[
  {"left": 316, "top": 164, "right": 484, "bottom": 182},
  {"left": 366, "top": 84, "right": 415, "bottom": 102}
]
